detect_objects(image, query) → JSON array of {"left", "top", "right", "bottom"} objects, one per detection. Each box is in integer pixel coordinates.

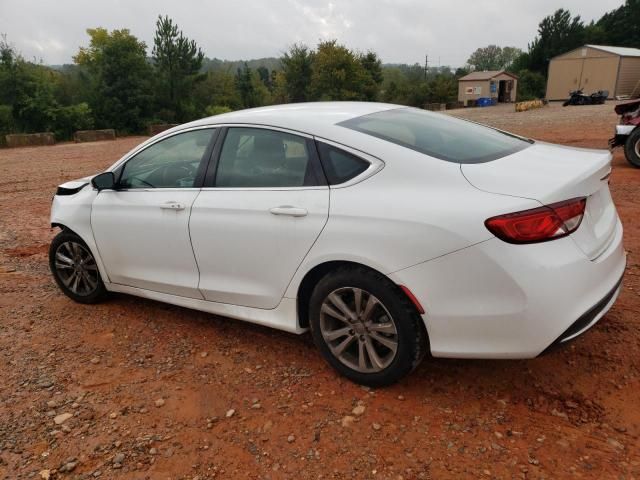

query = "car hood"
[{"left": 58, "top": 176, "right": 93, "bottom": 190}]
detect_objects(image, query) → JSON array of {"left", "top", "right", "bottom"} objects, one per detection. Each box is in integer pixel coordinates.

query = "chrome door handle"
[
  {"left": 160, "top": 201, "right": 186, "bottom": 211},
  {"left": 269, "top": 206, "right": 308, "bottom": 217}
]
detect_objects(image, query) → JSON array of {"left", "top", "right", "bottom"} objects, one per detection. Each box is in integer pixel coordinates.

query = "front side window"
[
  {"left": 339, "top": 108, "right": 531, "bottom": 164},
  {"left": 215, "top": 128, "right": 319, "bottom": 188},
  {"left": 119, "top": 129, "right": 214, "bottom": 188}
]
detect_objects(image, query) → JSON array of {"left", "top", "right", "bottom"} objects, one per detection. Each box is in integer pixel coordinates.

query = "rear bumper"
[
  {"left": 389, "top": 218, "right": 626, "bottom": 359},
  {"left": 540, "top": 273, "right": 623, "bottom": 354}
]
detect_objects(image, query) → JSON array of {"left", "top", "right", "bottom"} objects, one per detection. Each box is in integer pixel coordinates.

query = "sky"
[{"left": 0, "top": 0, "right": 626, "bottom": 67}]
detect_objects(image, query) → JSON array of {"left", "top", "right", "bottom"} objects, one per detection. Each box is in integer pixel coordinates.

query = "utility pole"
[{"left": 424, "top": 54, "right": 428, "bottom": 80}]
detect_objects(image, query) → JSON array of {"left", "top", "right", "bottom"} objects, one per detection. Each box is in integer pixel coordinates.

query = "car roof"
[{"left": 182, "top": 101, "right": 401, "bottom": 139}]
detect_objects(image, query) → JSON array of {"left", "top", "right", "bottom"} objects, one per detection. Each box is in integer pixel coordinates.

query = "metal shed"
[
  {"left": 457, "top": 70, "right": 518, "bottom": 106},
  {"left": 546, "top": 45, "right": 640, "bottom": 101}
]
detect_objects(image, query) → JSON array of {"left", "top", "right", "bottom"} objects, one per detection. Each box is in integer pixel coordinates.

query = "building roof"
[
  {"left": 458, "top": 70, "right": 518, "bottom": 81},
  {"left": 585, "top": 45, "right": 640, "bottom": 57}
]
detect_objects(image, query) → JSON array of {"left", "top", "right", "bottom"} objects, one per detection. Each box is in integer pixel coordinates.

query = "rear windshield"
[{"left": 338, "top": 108, "right": 531, "bottom": 164}]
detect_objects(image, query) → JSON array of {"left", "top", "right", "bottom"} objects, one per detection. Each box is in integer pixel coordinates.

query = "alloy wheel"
[
  {"left": 319, "top": 287, "right": 398, "bottom": 373},
  {"left": 54, "top": 241, "right": 99, "bottom": 296}
]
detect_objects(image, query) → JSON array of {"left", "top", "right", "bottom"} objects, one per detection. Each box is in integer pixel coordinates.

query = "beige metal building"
[
  {"left": 546, "top": 45, "right": 640, "bottom": 100},
  {"left": 457, "top": 70, "right": 518, "bottom": 106}
]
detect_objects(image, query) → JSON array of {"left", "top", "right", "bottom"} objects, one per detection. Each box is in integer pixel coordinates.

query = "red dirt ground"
[{"left": 0, "top": 103, "right": 638, "bottom": 480}]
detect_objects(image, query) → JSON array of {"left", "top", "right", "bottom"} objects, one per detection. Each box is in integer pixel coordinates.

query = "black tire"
[
  {"left": 624, "top": 128, "right": 640, "bottom": 168},
  {"left": 49, "top": 230, "right": 107, "bottom": 304},
  {"left": 308, "top": 266, "right": 427, "bottom": 387}
]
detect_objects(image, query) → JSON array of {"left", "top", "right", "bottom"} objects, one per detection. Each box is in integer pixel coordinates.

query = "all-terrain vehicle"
[
  {"left": 563, "top": 89, "right": 608, "bottom": 106},
  {"left": 609, "top": 99, "right": 640, "bottom": 167}
]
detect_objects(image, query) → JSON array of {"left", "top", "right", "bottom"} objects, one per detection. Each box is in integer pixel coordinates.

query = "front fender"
[{"left": 51, "top": 186, "right": 110, "bottom": 284}]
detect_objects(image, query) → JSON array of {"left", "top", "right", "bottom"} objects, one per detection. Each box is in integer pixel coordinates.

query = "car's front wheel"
[
  {"left": 49, "top": 230, "right": 107, "bottom": 304},
  {"left": 309, "top": 266, "right": 427, "bottom": 387},
  {"left": 624, "top": 128, "right": 640, "bottom": 168}
]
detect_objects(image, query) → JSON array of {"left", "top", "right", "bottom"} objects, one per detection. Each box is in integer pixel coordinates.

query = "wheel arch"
[
  {"left": 295, "top": 260, "right": 425, "bottom": 330},
  {"left": 50, "top": 222, "right": 110, "bottom": 285}
]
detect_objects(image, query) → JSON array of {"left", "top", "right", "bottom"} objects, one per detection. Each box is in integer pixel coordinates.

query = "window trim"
[
  {"left": 313, "top": 137, "right": 385, "bottom": 188},
  {"left": 111, "top": 126, "right": 219, "bottom": 191},
  {"left": 202, "top": 125, "right": 328, "bottom": 190}
]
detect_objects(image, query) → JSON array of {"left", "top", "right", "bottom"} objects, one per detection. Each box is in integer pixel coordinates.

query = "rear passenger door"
[{"left": 189, "top": 126, "right": 329, "bottom": 309}]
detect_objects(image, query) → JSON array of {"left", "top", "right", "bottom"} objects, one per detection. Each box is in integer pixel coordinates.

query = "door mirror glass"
[{"left": 92, "top": 172, "right": 116, "bottom": 191}]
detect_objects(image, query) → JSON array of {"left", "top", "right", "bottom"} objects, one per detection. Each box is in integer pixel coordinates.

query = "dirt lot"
[{"left": 0, "top": 102, "right": 639, "bottom": 480}]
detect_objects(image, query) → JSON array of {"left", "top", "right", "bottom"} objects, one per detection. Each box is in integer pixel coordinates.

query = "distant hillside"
[{"left": 202, "top": 57, "right": 281, "bottom": 73}]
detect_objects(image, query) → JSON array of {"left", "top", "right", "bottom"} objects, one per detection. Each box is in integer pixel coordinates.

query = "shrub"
[
  {"left": 51, "top": 102, "right": 94, "bottom": 140},
  {"left": 204, "top": 105, "right": 232, "bottom": 116}
]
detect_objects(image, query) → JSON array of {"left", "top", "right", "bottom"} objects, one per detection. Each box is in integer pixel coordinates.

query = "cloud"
[{"left": 0, "top": 0, "right": 625, "bottom": 66}]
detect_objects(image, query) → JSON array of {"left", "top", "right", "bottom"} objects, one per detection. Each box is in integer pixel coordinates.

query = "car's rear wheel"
[
  {"left": 49, "top": 230, "right": 107, "bottom": 304},
  {"left": 624, "top": 128, "right": 640, "bottom": 168},
  {"left": 309, "top": 266, "right": 427, "bottom": 387}
]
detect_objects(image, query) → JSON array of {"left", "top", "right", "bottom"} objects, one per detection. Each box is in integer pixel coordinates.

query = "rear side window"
[
  {"left": 316, "top": 142, "right": 369, "bottom": 185},
  {"left": 338, "top": 108, "right": 531, "bottom": 164}
]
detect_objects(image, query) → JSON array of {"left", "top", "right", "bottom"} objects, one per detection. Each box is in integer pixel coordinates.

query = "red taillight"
[{"left": 485, "top": 197, "right": 587, "bottom": 244}]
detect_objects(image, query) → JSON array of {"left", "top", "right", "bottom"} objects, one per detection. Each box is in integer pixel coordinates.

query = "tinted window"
[
  {"left": 317, "top": 143, "right": 369, "bottom": 185},
  {"left": 339, "top": 108, "right": 531, "bottom": 164},
  {"left": 120, "top": 129, "right": 214, "bottom": 188},
  {"left": 215, "top": 128, "right": 318, "bottom": 188}
]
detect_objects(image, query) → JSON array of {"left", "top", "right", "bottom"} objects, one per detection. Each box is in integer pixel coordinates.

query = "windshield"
[{"left": 339, "top": 108, "right": 532, "bottom": 164}]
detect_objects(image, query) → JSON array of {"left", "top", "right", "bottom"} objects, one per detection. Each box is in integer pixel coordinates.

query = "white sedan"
[{"left": 49, "top": 102, "right": 626, "bottom": 386}]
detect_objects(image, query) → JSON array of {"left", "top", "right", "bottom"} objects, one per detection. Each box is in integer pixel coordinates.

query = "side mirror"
[{"left": 91, "top": 172, "right": 116, "bottom": 191}]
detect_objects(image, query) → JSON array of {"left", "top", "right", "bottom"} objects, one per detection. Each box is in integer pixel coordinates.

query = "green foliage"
[
  {"left": 380, "top": 64, "right": 457, "bottom": 107},
  {"left": 467, "top": 45, "right": 523, "bottom": 71},
  {"left": 3, "top": 2, "right": 638, "bottom": 142},
  {"left": 595, "top": 0, "right": 640, "bottom": 47},
  {"left": 74, "top": 28, "right": 152, "bottom": 133},
  {"left": 232, "top": 62, "right": 272, "bottom": 109},
  {"left": 515, "top": 70, "right": 546, "bottom": 100},
  {"left": 311, "top": 40, "right": 369, "bottom": 101},
  {"left": 527, "top": 9, "right": 586, "bottom": 74},
  {"left": 204, "top": 105, "right": 233, "bottom": 116},
  {"left": 51, "top": 102, "right": 94, "bottom": 140},
  {"left": 193, "top": 70, "right": 241, "bottom": 114},
  {"left": 152, "top": 15, "right": 205, "bottom": 122},
  {"left": 281, "top": 44, "right": 314, "bottom": 102},
  {"left": 360, "top": 51, "right": 383, "bottom": 101},
  {"left": 0, "top": 104, "right": 13, "bottom": 145},
  {"left": 0, "top": 38, "right": 59, "bottom": 133}
]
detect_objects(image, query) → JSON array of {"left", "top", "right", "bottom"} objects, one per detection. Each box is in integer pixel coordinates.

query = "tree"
[
  {"left": 152, "top": 15, "right": 205, "bottom": 121},
  {"left": 74, "top": 28, "right": 150, "bottom": 133},
  {"left": 281, "top": 44, "right": 314, "bottom": 102},
  {"left": 516, "top": 69, "right": 546, "bottom": 100},
  {"left": 359, "top": 51, "right": 383, "bottom": 101},
  {"left": 234, "top": 62, "right": 271, "bottom": 108},
  {"left": 527, "top": 9, "right": 586, "bottom": 74},
  {"left": 0, "top": 35, "right": 59, "bottom": 133},
  {"left": 256, "top": 65, "right": 272, "bottom": 90},
  {"left": 595, "top": 0, "right": 640, "bottom": 47},
  {"left": 193, "top": 69, "right": 241, "bottom": 115},
  {"left": 310, "top": 40, "right": 368, "bottom": 101},
  {"left": 467, "top": 45, "right": 523, "bottom": 71}
]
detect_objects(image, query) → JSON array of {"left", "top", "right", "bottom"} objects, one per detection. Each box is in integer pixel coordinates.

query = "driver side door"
[{"left": 91, "top": 127, "right": 217, "bottom": 299}]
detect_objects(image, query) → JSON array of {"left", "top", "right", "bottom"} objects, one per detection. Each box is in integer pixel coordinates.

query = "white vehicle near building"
[{"left": 49, "top": 102, "right": 626, "bottom": 386}]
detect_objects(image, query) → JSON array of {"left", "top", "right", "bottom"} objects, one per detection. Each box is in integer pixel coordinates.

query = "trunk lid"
[{"left": 462, "top": 142, "right": 617, "bottom": 260}]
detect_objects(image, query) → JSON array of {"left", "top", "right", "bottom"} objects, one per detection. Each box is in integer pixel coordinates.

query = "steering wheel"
[{"left": 161, "top": 164, "right": 195, "bottom": 186}]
